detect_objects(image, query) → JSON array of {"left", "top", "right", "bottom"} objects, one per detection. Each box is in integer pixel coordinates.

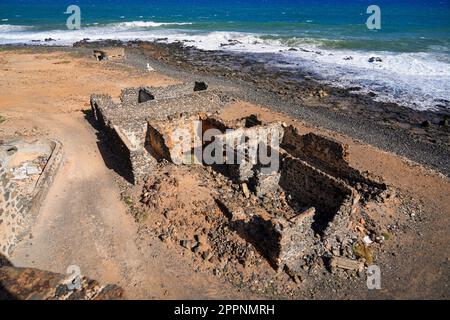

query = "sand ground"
[
  {"left": 0, "top": 49, "right": 448, "bottom": 299},
  {"left": 0, "top": 50, "right": 246, "bottom": 299}
]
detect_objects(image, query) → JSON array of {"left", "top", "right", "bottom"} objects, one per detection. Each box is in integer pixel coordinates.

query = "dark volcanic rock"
[
  {"left": 368, "top": 56, "right": 383, "bottom": 63},
  {"left": 421, "top": 120, "right": 431, "bottom": 128},
  {"left": 0, "top": 266, "right": 124, "bottom": 300},
  {"left": 194, "top": 81, "right": 208, "bottom": 91}
]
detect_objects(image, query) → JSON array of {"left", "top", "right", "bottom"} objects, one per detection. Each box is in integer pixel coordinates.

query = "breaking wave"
[
  {"left": 0, "top": 24, "right": 31, "bottom": 31},
  {"left": 0, "top": 21, "right": 449, "bottom": 111},
  {"left": 108, "top": 20, "right": 193, "bottom": 28}
]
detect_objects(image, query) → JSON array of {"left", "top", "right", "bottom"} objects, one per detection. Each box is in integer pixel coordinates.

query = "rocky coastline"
[{"left": 72, "top": 39, "right": 449, "bottom": 176}]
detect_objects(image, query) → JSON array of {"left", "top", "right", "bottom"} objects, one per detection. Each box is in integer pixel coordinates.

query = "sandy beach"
[{"left": 0, "top": 44, "right": 448, "bottom": 299}]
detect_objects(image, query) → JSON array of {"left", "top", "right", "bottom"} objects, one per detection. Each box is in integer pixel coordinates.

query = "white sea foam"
[
  {"left": 0, "top": 22, "right": 449, "bottom": 110},
  {"left": 108, "top": 21, "right": 193, "bottom": 28},
  {"left": 0, "top": 24, "right": 31, "bottom": 31}
]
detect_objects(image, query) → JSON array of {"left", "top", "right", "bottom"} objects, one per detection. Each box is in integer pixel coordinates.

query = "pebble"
[{"left": 363, "top": 235, "right": 373, "bottom": 245}]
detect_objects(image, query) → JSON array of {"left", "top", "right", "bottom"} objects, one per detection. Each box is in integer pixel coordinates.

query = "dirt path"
[
  {"left": 0, "top": 50, "right": 245, "bottom": 299},
  {"left": 11, "top": 113, "right": 240, "bottom": 299},
  {"left": 11, "top": 113, "right": 139, "bottom": 290}
]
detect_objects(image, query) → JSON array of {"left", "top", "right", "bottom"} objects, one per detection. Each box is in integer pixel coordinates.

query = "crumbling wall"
[
  {"left": 90, "top": 83, "right": 228, "bottom": 184},
  {"left": 282, "top": 126, "right": 386, "bottom": 198},
  {"left": 235, "top": 207, "right": 317, "bottom": 269},
  {"left": 274, "top": 208, "right": 317, "bottom": 272},
  {"left": 279, "top": 155, "right": 356, "bottom": 232},
  {"left": 211, "top": 123, "right": 284, "bottom": 186},
  {"left": 93, "top": 50, "right": 107, "bottom": 61},
  {"left": 108, "top": 122, "right": 158, "bottom": 184},
  {"left": 119, "top": 82, "right": 209, "bottom": 105},
  {"left": 146, "top": 114, "right": 203, "bottom": 163},
  {"left": 90, "top": 93, "right": 115, "bottom": 128}
]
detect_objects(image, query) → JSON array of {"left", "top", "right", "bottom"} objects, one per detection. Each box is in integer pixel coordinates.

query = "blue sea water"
[{"left": 1, "top": 0, "right": 450, "bottom": 110}]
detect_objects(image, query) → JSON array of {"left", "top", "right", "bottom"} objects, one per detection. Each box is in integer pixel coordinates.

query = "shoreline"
[
  {"left": 104, "top": 40, "right": 450, "bottom": 176},
  {"left": 2, "top": 22, "right": 449, "bottom": 111},
  {"left": 2, "top": 41, "right": 449, "bottom": 176}
]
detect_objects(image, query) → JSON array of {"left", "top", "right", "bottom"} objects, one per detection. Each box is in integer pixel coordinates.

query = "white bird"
[{"left": 146, "top": 63, "right": 154, "bottom": 72}]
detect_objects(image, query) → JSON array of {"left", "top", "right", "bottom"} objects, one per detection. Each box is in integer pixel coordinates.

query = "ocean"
[{"left": 1, "top": 0, "right": 449, "bottom": 111}]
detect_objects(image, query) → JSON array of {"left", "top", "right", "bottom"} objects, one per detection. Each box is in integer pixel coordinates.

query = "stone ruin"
[
  {"left": 90, "top": 82, "right": 387, "bottom": 278},
  {"left": 90, "top": 81, "right": 228, "bottom": 183},
  {"left": 93, "top": 47, "right": 125, "bottom": 61}
]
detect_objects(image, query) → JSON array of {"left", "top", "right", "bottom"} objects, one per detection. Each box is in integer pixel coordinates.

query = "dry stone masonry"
[
  {"left": 0, "top": 139, "right": 63, "bottom": 256},
  {"left": 91, "top": 81, "right": 388, "bottom": 280},
  {"left": 90, "top": 82, "right": 229, "bottom": 183}
]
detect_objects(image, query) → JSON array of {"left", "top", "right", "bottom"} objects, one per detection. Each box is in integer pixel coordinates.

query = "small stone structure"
[
  {"left": 199, "top": 123, "right": 380, "bottom": 274},
  {"left": 281, "top": 126, "right": 386, "bottom": 200},
  {"left": 90, "top": 82, "right": 229, "bottom": 183},
  {"left": 0, "top": 139, "right": 63, "bottom": 256},
  {"left": 91, "top": 82, "right": 387, "bottom": 277},
  {"left": 93, "top": 47, "right": 125, "bottom": 61}
]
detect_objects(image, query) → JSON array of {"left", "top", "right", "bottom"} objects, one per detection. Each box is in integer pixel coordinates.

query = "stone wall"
[
  {"left": 274, "top": 208, "right": 317, "bottom": 272},
  {"left": 282, "top": 126, "right": 386, "bottom": 198},
  {"left": 279, "top": 155, "right": 355, "bottom": 222},
  {"left": 0, "top": 139, "right": 63, "bottom": 256},
  {"left": 236, "top": 207, "right": 317, "bottom": 270},
  {"left": 0, "top": 167, "right": 29, "bottom": 255},
  {"left": 228, "top": 155, "right": 360, "bottom": 276},
  {"left": 211, "top": 123, "right": 284, "bottom": 185},
  {"left": 90, "top": 82, "right": 229, "bottom": 184},
  {"left": 119, "top": 82, "right": 208, "bottom": 105}
]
